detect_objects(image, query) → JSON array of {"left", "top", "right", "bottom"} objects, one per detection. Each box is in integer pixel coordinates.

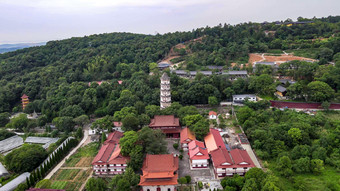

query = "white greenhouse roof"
[
  {"left": 0, "top": 135, "right": 23, "bottom": 154},
  {"left": 0, "top": 172, "right": 30, "bottom": 191}
]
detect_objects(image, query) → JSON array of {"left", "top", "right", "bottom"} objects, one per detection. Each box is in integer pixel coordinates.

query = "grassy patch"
[
  {"left": 51, "top": 181, "right": 68, "bottom": 189},
  {"left": 319, "top": 110, "right": 340, "bottom": 121},
  {"left": 265, "top": 160, "right": 340, "bottom": 191},
  {"left": 285, "top": 48, "right": 320, "bottom": 59},
  {"left": 64, "top": 142, "right": 99, "bottom": 167},
  {"left": 258, "top": 95, "right": 277, "bottom": 101},
  {"left": 53, "top": 169, "right": 80, "bottom": 181},
  {"left": 267, "top": 49, "right": 284, "bottom": 54}
]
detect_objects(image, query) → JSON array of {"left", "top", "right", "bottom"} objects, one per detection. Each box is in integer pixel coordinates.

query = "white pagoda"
[{"left": 160, "top": 73, "right": 171, "bottom": 109}]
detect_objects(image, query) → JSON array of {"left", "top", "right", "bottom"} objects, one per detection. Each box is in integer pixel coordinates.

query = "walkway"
[
  {"left": 242, "top": 144, "right": 261, "bottom": 168},
  {"left": 45, "top": 124, "right": 91, "bottom": 179}
]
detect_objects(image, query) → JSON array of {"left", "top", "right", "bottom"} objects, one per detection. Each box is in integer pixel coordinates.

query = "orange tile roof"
[
  {"left": 149, "top": 115, "right": 180, "bottom": 127},
  {"left": 108, "top": 144, "right": 129, "bottom": 164},
  {"left": 209, "top": 111, "right": 217, "bottom": 116},
  {"left": 188, "top": 140, "right": 209, "bottom": 160},
  {"left": 139, "top": 154, "right": 179, "bottom": 186},
  {"left": 204, "top": 129, "right": 226, "bottom": 153},
  {"left": 180, "top": 127, "right": 196, "bottom": 144}
]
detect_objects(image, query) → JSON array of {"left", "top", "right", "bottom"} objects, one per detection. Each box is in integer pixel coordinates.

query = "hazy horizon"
[{"left": 1, "top": 0, "right": 340, "bottom": 44}]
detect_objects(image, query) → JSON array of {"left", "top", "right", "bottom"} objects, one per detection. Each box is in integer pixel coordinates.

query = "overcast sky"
[{"left": 0, "top": 0, "right": 339, "bottom": 44}]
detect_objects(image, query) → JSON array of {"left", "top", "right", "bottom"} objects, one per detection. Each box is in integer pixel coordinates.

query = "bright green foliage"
[
  {"left": 5, "top": 114, "right": 29, "bottom": 131},
  {"left": 91, "top": 115, "right": 113, "bottom": 132},
  {"left": 307, "top": 81, "right": 335, "bottom": 102},
  {"left": 114, "top": 106, "right": 137, "bottom": 121},
  {"left": 208, "top": 96, "right": 219, "bottom": 106},
  {"left": 122, "top": 114, "right": 140, "bottom": 131},
  {"left": 52, "top": 116, "right": 74, "bottom": 132},
  {"left": 277, "top": 156, "right": 293, "bottom": 177},
  {"left": 85, "top": 178, "right": 107, "bottom": 191},
  {"left": 183, "top": 114, "right": 203, "bottom": 127},
  {"left": 5, "top": 144, "right": 48, "bottom": 173}
]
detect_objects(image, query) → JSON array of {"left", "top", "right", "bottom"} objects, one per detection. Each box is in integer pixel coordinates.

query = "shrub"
[
  {"left": 185, "top": 175, "right": 191, "bottom": 183},
  {"left": 198, "top": 181, "right": 203, "bottom": 189},
  {"left": 179, "top": 155, "right": 183, "bottom": 160},
  {"left": 173, "top": 143, "right": 179, "bottom": 150}
]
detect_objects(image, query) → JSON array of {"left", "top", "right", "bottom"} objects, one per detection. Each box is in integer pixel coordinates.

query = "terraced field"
[
  {"left": 50, "top": 169, "right": 92, "bottom": 191},
  {"left": 64, "top": 142, "right": 99, "bottom": 167}
]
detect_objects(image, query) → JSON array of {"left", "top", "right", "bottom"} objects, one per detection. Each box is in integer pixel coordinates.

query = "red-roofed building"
[
  {"left": 188, "top": 140, "right": 209, "bottom": 169},
  {"left": 204, "top": 128, "right": 226, "bottom": 153},
  {"left": 139, "top": 154, "right": 179, "bottom": 191},
  {"left": 210, "top": 148, "right": 255, "bottom": 178},
  {"left": 180, "top": 127, "right": 195, "bottom": 150},
  {"left": 149, "top": 115, "right": 181, "bottom": 138},
  {"left": 209, "top": 111, "right": 217, "bottom": 120},
  {"left": 92, "top": 131, "right": 129, "bottom": 175}
]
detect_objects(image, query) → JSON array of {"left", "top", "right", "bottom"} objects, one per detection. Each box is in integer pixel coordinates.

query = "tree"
[
  {"left": 114, "top": 106, "right": 137, "bottom": 121},
  {"left": 91, "top": 115, "right": 112, "bottom": 133},
  {"left": 208, "top": 96, "right": 219, "bottom": 106},
  {"left": 145, "top": 105, "right": 161, "bottom": 118},
  {"left": 288, "top": 128, "right": 302, "bottom": 144},
  {"left": 0, "top": 112, "right": 10, "bottom": 127},
  {"left": 293, "top": 157, "right": 311, "bottom": 173},
  {"left": 101, "top": 132, "right": 106, "bottom": 144},
  {"left": 85, "top": 178, "right": 107, "bottom": 191},
  {"left": 277, "top": 156, "right": 293, "bottom": 177},
  {"left": 116, "top": 179, "right": 130, "bottom": 191},
  {"left": 183, "top": 114, "right": 203, "bottom": 127},
  {"left": 192, "top": 118, "right": 209, "bottom": 141},
  {"left": 52, "top": 116, "right": 74, "bottom": 132},
  {"left": 318, "top": 47, "right": 334, "bottom": 61},
  {"left": 73, "top": 114, "right": 89, "bottom": 127},
  {"left": 122, "top": 114, "right": 140, "bottom": 131},
  {"left": 119, "top": 131, "right": 139, "bottom": 156},
  {"left": 241, "top": 178, "right": 258, "bottom": 191},
  {"left": 321, "top": 101, "right": 330, "bottom": 110},
  {"left": 178, "top": 177, "right": 187, "bottom": 185},
  {"left": 223, "top": 87, "right": 235, "bottom": 99},
  {"left": 311, "top": 159, "right": 324, "bottom": 174},
  {"left": 5, "top": 144, "right": 47, "bottom": 173},
  {"left": 5, "top": 114, "right": 29, "bottom": 131},
  {"left": 76, "top": 127, "right": 83, "bottom": 139},
  {"left": 307, "top": 81, "right": 335, "bottom": 102},
  {"left": 249, "top": 74, "right": 274, "bottom": 95}
]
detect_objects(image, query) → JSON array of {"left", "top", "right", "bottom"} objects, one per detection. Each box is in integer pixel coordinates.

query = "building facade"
[
  {"left": 149, "top": 115, "right": 181, "bottom": 138},
  {"left": 188, "top": 140, "right": 209, "bottom": 169},
  {"left": 139, "top": 154, "right": 179, "bottom": 191},
  {"left": 160, "top": 73, "right": 171, "bottom": 109},
  {"left": 232, "top": 94, "right": 257, "bottom": 104},
  {"left": 92, "top": 131, "right": 129, "bottom": 175}
]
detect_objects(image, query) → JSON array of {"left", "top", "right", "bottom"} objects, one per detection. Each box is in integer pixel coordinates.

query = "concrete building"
[
  {"left": 222, "top": 71, "right": 248, "bottom": 80},
  {"left": 232, "top": 94, "right": 257, "bottom": 104},
  {"left": 160, "top": 73, "right": 171, "bottom": 109}
]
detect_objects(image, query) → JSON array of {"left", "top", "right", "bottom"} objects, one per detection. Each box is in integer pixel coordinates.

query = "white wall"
[{"left": 142, "top": 185, "right": 175, "bottom": 191}]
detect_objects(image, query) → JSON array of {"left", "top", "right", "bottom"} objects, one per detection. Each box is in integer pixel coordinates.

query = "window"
[
  {"left": 168, "top": 188, "right": 171, "bottom": 191},
  {"left": 147, "top": 189, "right": 150, "bottom": 191}
]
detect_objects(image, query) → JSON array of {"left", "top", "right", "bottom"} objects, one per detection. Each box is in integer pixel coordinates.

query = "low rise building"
[
  {"left": 209, "top": 111, "right": 217, "bottom": 120},
  {"left": 188, "top": 140, "right": 209, "bottom": 169},
  {"left": 149, "top": 115, "right": 181, "bottom": 138},
  {"left": 139, "top": 154, "right": 179, "bottom": 191},
  {"left": 180, "top": 127, "right": 195, "bottom": 151},
  {"left": 222, "top": 71, "right": 248, "bottom": 80},
  {"left": 210, "top": 148, "right": 255, "bottom": 178},
  {"left": 232, "top": 94, "right": 257, "bottom": 104},
  {"left": 204, "top": 128, "right": 226, "bottom": 153},
  {"left": 92, "top": 131, "right": 129, "bottom": 175},
  {"left": 275, "top": 85, "right": 288, "bottom": 100}
]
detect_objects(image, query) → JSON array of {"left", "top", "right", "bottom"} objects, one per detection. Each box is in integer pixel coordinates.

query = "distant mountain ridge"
[{"left": 0, "top": 42, "right": 46, "bottom": 53}]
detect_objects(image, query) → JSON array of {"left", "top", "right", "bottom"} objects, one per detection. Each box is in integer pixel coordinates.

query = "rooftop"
[
  {"left": 0, "top": 172, "right": 30, "bottom": 191},
  {"left": 0, "top": 162, "right": 9, "bottom": 177},
  {"left": 232, "top": 94, "right": 256, "bottom": 98},
  {"left": 276, "top": 85, "right": 287, "bottom": 93},
  {"left": 210, "top": 147, "right": 233, "bottom": 168},
  {"left": 149, "top": 115, "right": 180, "bottom": 127},
  {"left": 209, "top": 111, "right": 217, "bottom": 116},
  {"left": 180, "top": 127, "right": 195, "bottom": 144},
  {"left": 161, "top": 72, "right": 170, "bottom": 80},
  {"left": 204, "top": 128, "right": 226, "bottom": 153},
  {"left": 188, "top": 140, "right": 209, "bottom": 160},
  {"left": 0, "top": 135, "right": 24, "bottom": 154},
  {"left": 222, "top": 70, "right": 248, "bottom": 75}
]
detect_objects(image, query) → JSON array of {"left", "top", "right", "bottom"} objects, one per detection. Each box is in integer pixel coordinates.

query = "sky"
[{"left": 0, "top": 0, "right": 339, "bottom": 44}]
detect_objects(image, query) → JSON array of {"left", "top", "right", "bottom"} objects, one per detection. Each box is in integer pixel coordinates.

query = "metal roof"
[
  {"left": 158, "top": 63, "right": 170, "bottom": 68},
  {"left": 255, "top": 62, "right": 276, "bottom": 65},
  {"left": 222, "top": 70, "right": 248, "bottom": 75},
  {"left": 0, "top": 162, "right": 9, "bottom": 177},
  {"left": 279, "top": 79, "right": 296, "bottom": 84},
  {"left": 173, "top": 70, "right": 187, "bottom": 75},
  {"left": 0, "top": 135, "right": 23, "bottom": 154},
  {"left": 207, "top": 66, "right": 224, "bottom": 70},
  {"left": 0, "top": 172, "right": 30, "bottom": 191},
  {"left": 232, "top": 94, "right": 256, "bottom": 98},
  {"left": 276, "top": 85, "right": 287, "bottom": 92},
  {"left": 25, "top": 137, "right": 59, "bottom": 149},
  {"left": 199, "top": 71, "right": 212, "bottom": 75}
]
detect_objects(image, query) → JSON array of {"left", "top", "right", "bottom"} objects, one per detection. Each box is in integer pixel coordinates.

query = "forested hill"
[{"left": 0, "top": 16, "right": 340, "bottom": 116}]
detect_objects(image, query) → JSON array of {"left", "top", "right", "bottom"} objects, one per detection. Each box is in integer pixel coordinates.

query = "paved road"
[
  {"left": 45, "top": 125, "right": 90, "bottom": 179},
  {"left": 242, "top": 144, "right": 262, "bottom": 168}
]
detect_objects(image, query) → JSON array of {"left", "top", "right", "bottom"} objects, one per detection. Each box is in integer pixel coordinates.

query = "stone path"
[{"left": 45, "top": 125, "right": 91, "bottom": 179}]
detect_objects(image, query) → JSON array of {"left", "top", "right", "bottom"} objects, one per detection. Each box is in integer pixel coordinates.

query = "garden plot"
[
  {"left": 50, "top": 169, "right": 91, "bottom": 191},
  {"left": 64, "top": 142, "right": 99, "bottom": 167}
]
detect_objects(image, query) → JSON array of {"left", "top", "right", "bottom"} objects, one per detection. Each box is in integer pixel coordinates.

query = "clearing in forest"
[{"left": 248, "top": 53, "right": 316, "bottom": 66}]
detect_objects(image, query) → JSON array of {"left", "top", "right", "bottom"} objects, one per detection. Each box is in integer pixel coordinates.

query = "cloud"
[{"left": 2, "top": 0, "right": 217, "bottom": 12}]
